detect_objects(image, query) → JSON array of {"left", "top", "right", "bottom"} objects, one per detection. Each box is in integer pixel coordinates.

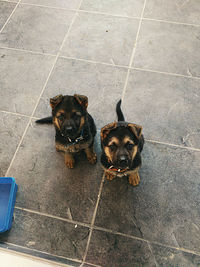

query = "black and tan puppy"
[
  {"left": 36, "top": 94, "right": 97, "bottom": 168},
  {"left": 100, "top": 100, "right": 144, "bottom": 186}
]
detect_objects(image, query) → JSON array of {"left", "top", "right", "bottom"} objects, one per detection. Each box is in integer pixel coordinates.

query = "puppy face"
[
  {"left": 101, "top": 123, "right": 142, "bottom": 169},
  {"left": 50, "top": 94, "right": 88, "bottom": 139}
]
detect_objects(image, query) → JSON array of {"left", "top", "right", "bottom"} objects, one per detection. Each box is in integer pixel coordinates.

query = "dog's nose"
[
  {"left": 119, "top": 156, "right": 128, "bottom": 166},
  {"left": 64, "top": 126, "right": 73, "bottom": 134}
]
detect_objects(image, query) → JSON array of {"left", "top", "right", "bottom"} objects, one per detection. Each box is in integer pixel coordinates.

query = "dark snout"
[
  {"left": 62, "top": 120, "right": 77, "bottom": 137},
  {"left": 116, "top": 154, "right": 129, "bottom": 168}
]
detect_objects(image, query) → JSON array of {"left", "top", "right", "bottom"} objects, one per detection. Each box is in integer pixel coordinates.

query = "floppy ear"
[
  {"left": 128, "top": 123, "right": 143, "bottom": 139},
  {"left": 100, "top": 122, "right": 117, "bottom": 142},
  {"left": 74, "top": 94, "right": 88, "bottom": 109},
  {"left": 50, "top": 94, "right": 64, "bottom": 110}
]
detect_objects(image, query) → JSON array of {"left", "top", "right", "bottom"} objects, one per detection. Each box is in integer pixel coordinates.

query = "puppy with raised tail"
[{"left": 100, "top": 100, "right": 144, "bottom": 186}]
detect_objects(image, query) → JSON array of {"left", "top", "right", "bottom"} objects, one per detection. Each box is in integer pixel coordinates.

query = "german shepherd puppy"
[
  {"left": 100, "top": 100, "right": 144, "bottom": 186},
  {"left": 36, "top": 94, "right": 97, "bottom": 168}
]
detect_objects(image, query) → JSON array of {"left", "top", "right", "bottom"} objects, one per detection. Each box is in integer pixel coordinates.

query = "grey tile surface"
[
  {"left": 144, "top": 0, "right": 200, "bottom": 25},
  {"left": 151, "top": 243, "right": 200, "bottom": 267},
  {"left": 0, "top": 112, "right": 28, "bottom": 176},
  {"left": 61, "top": 12, "right": 140, "bottom": 66},
  {"left": 34, "top": 58, "right": 127, "bottom": 129},
  {"left": 80, "top": 0, "right": 145, "bottom": 17},
  {"left": 0, "top": 1, "right": 16, "bottom": 30},
  {"left": 0, "top": 48, "right": 55, "bottom": 115},
  {"left": 86, "top": 230, "right": 156, "bottom": 267},
  {"left": 123, "top": 69, "right": 200, "bottom": 148},
  {"left": 0, "top": 5, "right": 75, "bottom": 53},
  {"left": 95, "top": 142, "right": 200, "bottom": 251},
  {"left": 7, "top": 120, "right": 102, "bottom": 224},
  {"left": 0, "top": 209, "right": 89, "bottom": 260},
  {"left": 21, "top": 0, "right": 80, "bottom": 9},
  {"left": 133, "top": 20, "right": 200, "bottom": 77}
]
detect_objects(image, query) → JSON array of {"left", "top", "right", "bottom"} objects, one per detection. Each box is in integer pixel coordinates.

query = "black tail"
[
  {"left": 116, "top": 100, "right": 125, "bottom": 121},
  {"left": 35, "top": 116, "right": 53, "bottom": 124}
]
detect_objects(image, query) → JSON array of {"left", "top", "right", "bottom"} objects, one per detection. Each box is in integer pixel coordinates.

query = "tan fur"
[
  {"left": 123, "top": 136, "right": 134, "bottom": 145},
  {"left": 104, "top": 147, "right": 112, "bottom": 163},
  {"left": 129, "top": 171, "right": 140, "bottom": 186},
  {"left": 85, "top": 146, "right": 97, "bottom": 164},
  {"left": 108, "top": 137, "right": 120, "bottom": 146},
  {"left": 65, "top": 152, "right": 75, "bottom": 168}
]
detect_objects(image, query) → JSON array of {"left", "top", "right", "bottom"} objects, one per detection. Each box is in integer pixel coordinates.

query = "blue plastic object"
[{"left": 0, "top": 177, "right": 18, "bottom": 233}]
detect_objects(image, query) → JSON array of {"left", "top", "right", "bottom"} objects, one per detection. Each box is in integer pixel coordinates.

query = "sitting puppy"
[
  {"left": 100, "top": 100, "right": 144, "bottom": 186},
  {"left": 36, "top": 94, "right": 97, "bottom": 168}
]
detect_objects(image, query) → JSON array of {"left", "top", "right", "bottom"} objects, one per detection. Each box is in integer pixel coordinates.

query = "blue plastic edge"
[{"left": 0, "top": 177, "right": 18, "bottom": 233}]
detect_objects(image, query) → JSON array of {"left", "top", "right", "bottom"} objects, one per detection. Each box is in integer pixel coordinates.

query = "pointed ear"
[
  {"left": 74, "top": 94, "right": 88, "bottom": 109},
  {"left": 100, "top": 122, "right": 117, "bottom": 142},
  {"left": 128, "top": 123, "right": 143, "bottom": 139},
  {"left": 50, "top": 94, "right": 64, "bottom": 110}
]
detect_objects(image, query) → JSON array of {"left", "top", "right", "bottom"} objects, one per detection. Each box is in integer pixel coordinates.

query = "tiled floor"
[{"left": 0, "top": 0, "right": 200, "bottom": 266}]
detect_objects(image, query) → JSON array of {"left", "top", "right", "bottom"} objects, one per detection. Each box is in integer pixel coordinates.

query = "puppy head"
[
  {"left": 101, "top": 122, "right": 142, "bottom": 169},
  {"left": 50, "top": 94, "right": 88, "bottom": 139}
]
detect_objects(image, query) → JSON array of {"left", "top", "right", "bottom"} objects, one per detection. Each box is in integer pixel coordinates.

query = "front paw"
[
  {"left": 65, "top": 154, "right": 75, "bottom": 168},
  {"left": 105, "top": 171, "right": 116, "bottom": 181},
  {"left": 87, "top": 152, "right": 97, "bottom": 164},
  {"left": 129, "top": 172, "right": 140, "bottom": 186}
]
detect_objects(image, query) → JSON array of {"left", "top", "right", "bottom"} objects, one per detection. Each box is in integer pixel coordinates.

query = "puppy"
[
  {"left": 36, "top": 94, "right": 97, "bottom": 168},
  {"left": 100, "top": 100, "right": 144, "bottom": 186}
]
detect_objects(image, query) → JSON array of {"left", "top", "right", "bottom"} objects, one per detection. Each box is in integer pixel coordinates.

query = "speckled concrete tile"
[
  {"left": 133, "top": 20, "right": 200, "bottom": 77},
  {"left": 0, "top": 112, "right": 28, "bottom": 176},
  {"left": 80, "top": 0, "right": 145, "bottom": 17},
  {"left": 60, "top": 12, "right": 140, "bottom": 66},
  {"left": 0, "top": 5, "right": 74, "bottom": 53},
  {"left": 0, "top": 1, "right": 16, "bottom": 30},
  {"left": 0, "top": 48, "right": 55, "bottom": 115}
]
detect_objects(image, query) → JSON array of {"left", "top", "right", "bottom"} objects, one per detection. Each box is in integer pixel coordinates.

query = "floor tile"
[
  {"left": 0, "top": 112, "right": 28, "bottom": 176},
  {"left": 0, "top": 5, "right": 74, "bottom": 53},
  {"left": 0, "top": 48, "right": 55, "bottom": 115},
  {"left": 0, "top": 1, "right": 16, "bottom": 30},
  {"left": 133, "top": 20, "right": 200, "bottom": 77},
  {"left": 7, "top": 120, "right": 102, "bottom": 224},
  {"left": 144, "top": 0, "right": 200, "bottom": 25},
  {"left": 0, "top": 209, "right": 89, "bottom": 261},
  {"left": 123, "top": 69, "right": 200, "bottom": 148},
  {"left": 34, "top": 58, "right": 127, "bottom": 129},
  {"left": 61, "top": 12, "right": 140, "bottom": 66},
  {"left": 95, "top": 142, "right": 200, "bottom": 251},
  {"left": 21, "top": 0, "right": 80, "bottom": 9},
  {"left": 86, "top": 230, "right": 156, "bottom": 267},
  {"left": 150, "top": 243, "right": 200, "bottom": 267},
  {"left": 80, "top": 0, "right": 144, "bottom": 17}
]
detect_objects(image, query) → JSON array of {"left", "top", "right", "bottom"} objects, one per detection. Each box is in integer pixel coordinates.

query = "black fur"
[
  {"left": 116, "top": 100, "right": 125, "bottom": 121},
  {"left": 35, "top": 116, "right": 52, "bottom": 124}
]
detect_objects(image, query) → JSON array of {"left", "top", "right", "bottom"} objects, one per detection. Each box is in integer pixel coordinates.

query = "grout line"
[
  {"left": 92, "top": 225, "right": 200, "bottom": 257},
  {"left": 0, "top": 109, "right": 31, "bottom": 119},
  {"left": 0, "top": 241, "right": 82, "bottom": 264},
  {"left": 121, "top": 0, "right": 147, "bottom": 102},
  {"left": 1, "top": 45, "right": 200, "bottom": 81},
  {"left": 0, "top": 46, "right": 56, "bottom": 57},
  {"left": 59, "top": 55, "right": 128, "bottom": 69},
  {"left": 4, "top": 2, "right": 80, "bottom": 177},
  {"left": 146, "top": 139, "right": 200, "bottom": 152},
  {"left": 132, "top": 66, "right": 200, "bottom": 80},
  {"left": 18, "top": 1, "right": 77, "bottom": 11},
  {"left": 80, "top": 173, "right": 105, "bottom": 266},
  {"left": 0, "top": 0, "right": 21, "bottom": 34},
  {"left": 142, "top": 17, "right": 200, "bottom": 28},
  {"left": 15, "top": 206, "right": 91, "bottom": 228}
]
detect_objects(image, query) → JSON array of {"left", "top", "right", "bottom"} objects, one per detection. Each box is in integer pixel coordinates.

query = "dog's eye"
[
  {"left": 109, "top": 143, "right": 117, "bottom": 151},
  {"left": 126, "top": 143, "right": 134, "bottom": 150}
]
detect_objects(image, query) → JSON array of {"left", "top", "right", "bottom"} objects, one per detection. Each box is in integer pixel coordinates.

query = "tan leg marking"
[
  {"left": 129, "top": 171, "right": 140, "bottom": 186},
  {"left": 105, "top": 171, "right": 116, "bottom": 181},
  {"left": 85, "top": 146, "right": 97, "bottom": 164},
  {"left": 65, "top": 152, "right": 75, "bottom": 168}
]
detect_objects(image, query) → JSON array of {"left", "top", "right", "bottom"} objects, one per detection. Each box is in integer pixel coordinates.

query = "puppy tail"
[
  {"left": 116, "top": 100, "right": 125, "bottom": 121},
  {"left": 35, "top": 116, "right": 53, "bottom": 124}
]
